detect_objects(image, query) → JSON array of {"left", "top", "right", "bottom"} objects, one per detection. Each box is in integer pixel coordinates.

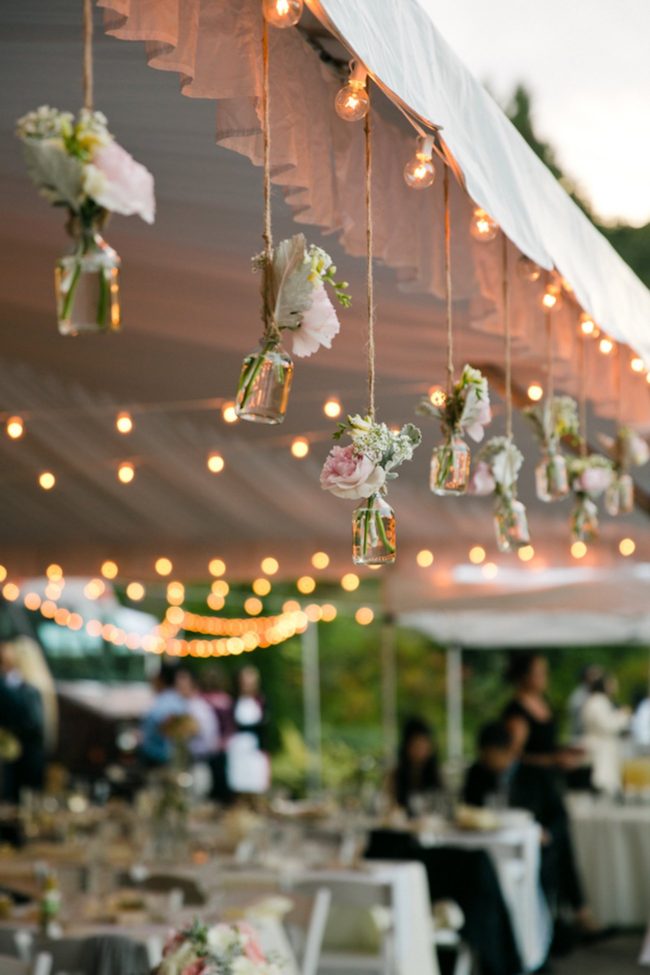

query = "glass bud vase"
[
  {"left": 535, "top": 450, "right": 569, "bottom": 502},
  {"left": 235, "top": 341, "right": 294, "bottom": 424},
  {"left": 605, "top": 473, "right": 634, "bottom": 517},
  {"left": 571, "top": 495, "right": 599, "bottom": 543},
  {"left": 430, "top": 431, "right": 471, "bottom": 496},
  {"left": 55, "top": 211, "right": 121, "bottom": 335},
  {"left": 352, "top": 493, "right": 396, "bottom": 566},
  {"left": 494, "top": 495, "right": 530, "bottom": 553}
]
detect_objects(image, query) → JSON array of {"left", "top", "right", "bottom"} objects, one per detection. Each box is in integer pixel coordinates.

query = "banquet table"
[{"left": 568, "top": 793, "right": 650, "bottom": 926}]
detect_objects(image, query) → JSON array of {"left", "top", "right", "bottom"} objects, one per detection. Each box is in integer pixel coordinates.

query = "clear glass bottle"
[
  {"left": 494, "top": 496, "right": 530, "bottom": 553},
  {"left": 605, "top": 473, "right": 634, "bottom": 516},
  {"left": 535, "top": 450, "right": 569, "bottom": 502},
  {"left": 571, "top": 495, "right": 599, "bottom": 543},
  {"left": 55, "top": 211, "right": 121, "bottom": 335},
  {"left": 235, "top": 342, "right": 294, "bottom": 424},
  {"left": 430, "top": 431, "right": 471, "bottom": 496},
  {"left": 352, "top": 493, "right": 396, "bottom": 566}
]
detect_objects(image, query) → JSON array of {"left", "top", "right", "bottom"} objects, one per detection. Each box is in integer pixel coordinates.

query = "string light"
[
  {"left": 262, "top": 0, "right": 302, "bottom": 28},
  {"left": 261, "top": 557, "right": 279, "bottom": 575},
  {"left": 428, "top": 385, "right": 446, "bottom": 407},
  {"left": 297, "top": 575, "right": 316, "bottom": 594},
  {"left": 571, "top": 541, "right": 587, "bottom": 559},
  {"left": 207, "top": 452, "right": 225, "bottom": 473},
  {"left": 516, "top": 255, "right": 541, "bottom": 282},
  {"left": 207, "top": 593, "right": 225, "bottom": 611},
  {"left": 39, "top": 471, "right": 56, "bottom": 490},
  {"left": 416, "top": 549, "right": 434, "bottom": 567},
  {"left": 45, "top": 563, "right": 63, "bottom": 581},
  {"left": 403, "top": 135, "right": 436, "bottom": 190},
  {"left": 469, "top": 546, "right": 486, "bottom": 564},
  {"left": 334, "top": 62, "right": 369, "bottom": 122},
  {"left": 3, "top": 583, "right": 20, "bottom": 601},
  {"left": 355, "top": 606, "right": 374, "bottom": 625},
  {"left": 470, "top": 207, "right": 498, "bottom": 242},
  {"left": 527, "top": 383, "right": 544, "bottom": 402},
  {"left": 222, "top": 402, "right": 238, "bottom": 424},
  {"left": 323, "top": 397, "right": 342, "bottom": 419},
  {"left": 321, "top": 604, "right": 337, "bottom": 622},
  {"left": 341, "top": 572, "right": 359, "bottom": 592},
  {"left": 6, "top": 416, "right": 24, "bottom": 439},
  {"left": 155, "top": 557, "right": 173, "bottom": 576},
  {"left": 166, "top": 581, "right": 185, "bottom": 605},
  {"left": 481, "top": 562, "right": 498, "bottom": 579},
  {"left": 646, "top": 373, "right": 650, "bottom": 386},
  {"left": 244, "top": 596, "right": 263, "bottom": 616},
  {"left": 117, "top": 462, "right": 135, "bottom": 484},
  {"left": 518, "top": 545, "right": 535, "bottom": 562},
  {"left": 115, "top": 412, "right": 133, "bottom": 434},
  {"left": 0, "top": 566, "right": 7, "bottom": 583},
  {"left": 208, "top": 558, "right": 226, "bottom": 577},
  {"left": 83, "top": 579, "right": 105, "bottom": 599},
  {"left": 541, "top": 285, "right": 562, "bottom": 311},
  {"left": 253, "top": 577, "right": 272, "bottom": 596},
  {"left": 311, "top": 551, "right": 330, "bottom": 569},
  {"left": 599, "top": 336, "right": 614, "bottom": 355},
  {"left": 619, "top": 537, "right": 636, "bottom": 557},
  {"left": 631, "top": 356, "right": 646, "bottom": 373},
  {"left": 283, "top": 600, "right": 300, "bottom": 613},
  {"left": 291, "top": 436, "right": 309, "bottom": 458},
  {"left": 126, "top": 581, "right": 145, "bottom": 601},
  {"left": 101, "top": 560, "right": 118, "bottom": 579},
  {"left": 579, "top": 313, "right": 598, "bottom": 337},
  {"left": 211, "top": 580, "right": 230, "bottom": 597}
]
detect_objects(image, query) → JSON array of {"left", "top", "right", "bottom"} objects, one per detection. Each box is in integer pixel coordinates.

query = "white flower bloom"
[
  {"left": 81, "top": 163, "right": 108, "bottom": 201},
  {"left": 231, "top": 958, "right": 259, "bottom": 975},
  {"left": 206, "top": 923, "right": 242, "bottom": 954}
]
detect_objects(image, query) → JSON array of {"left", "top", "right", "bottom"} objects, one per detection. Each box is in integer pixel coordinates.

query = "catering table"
[{"left": 568, "top": 793, "right": 650, "bottom": 926}]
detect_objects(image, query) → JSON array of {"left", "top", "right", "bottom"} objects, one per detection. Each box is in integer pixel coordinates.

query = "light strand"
[
  {"left": 545, "top": 309, "right": 554, "bottom": 402},
  {"left": 578, "top": 320, "right": 588, "bottom": 457},
  {"left": 82, "top": 0, "right": 94, "bottom": 111},
  {"left": 443, "top": 165, "right": 454, "bottom": 395},
  {"left": 501, "top": 233, "right": 513, "bottom": 440},
  {"left": 364, "top": 95, "right": 376, "bottom": 420},
  {"left": 260, "top": 16, "right": 280, "bottom": 345}
]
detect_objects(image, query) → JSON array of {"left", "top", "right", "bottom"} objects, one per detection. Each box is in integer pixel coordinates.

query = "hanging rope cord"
[
  {"left": 545, "top": 309, "right": 554, "bottom": 403},
  {"left": 82, "top": 0, "right": 94, "bottom": 111},
  {"left": 578, "top": 322, "right": 588, "bottom": 457},
  {"left": 443, "top": 166, "right": 454, "bottom": 395},
  {"left": 261, "top": 19, "right": 280, "bottom": 344},
  {"left": 364, "top": 98, "right": 376, "bottom": 420},
  {"left": 501, "top": 233, "right": 513, "bottom": 440}
]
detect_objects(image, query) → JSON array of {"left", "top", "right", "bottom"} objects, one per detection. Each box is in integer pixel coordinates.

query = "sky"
[{"left": 428, "top": 0, "right": 650, "bottom": 227}]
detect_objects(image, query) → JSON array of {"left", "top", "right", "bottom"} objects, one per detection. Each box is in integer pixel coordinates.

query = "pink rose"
[
  {"left": 320, "top": 443, "right": 386, "bottom": 500},
  {"left": 292, "top": 281, "right": 340, "bottom": 358},
  {"left": 182, "top": 961, "right": 208, "bottom": 975},
  {"left": 577, "top": 467, "right": 612, "bottom": 496},
  {"left": 237, "top": 923, "right": 266, "bottom": 964},
  {"left": 90, "top": 140, "right": 155, "bottom": 223},
  {"left": 468, "top": 460, "right": 496, "bottom": 496},
  {"left": 163, "top": 931, "right": 186, "bottom": 957}
]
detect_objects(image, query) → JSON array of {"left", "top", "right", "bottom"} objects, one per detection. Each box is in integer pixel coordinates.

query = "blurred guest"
[
  {"left": 632, "top": 689, "right": 650, "bottom": 749},
  {"left": 567, "top": 665, "right": 603, "bottom": 741},
  {"left": 392, "top": 717, "right": 441, "bottom": 816},
  {"left": 139, "top": 662, "right": 187, "bottom": 767},
  {"left": 0, "top": 641, "right": 45, "bottom": 801},
  {"left": 175, "top": 668, "right": 220, "bottom": 761},
  {"left": 581, "top": 673, "right": 630, "bottom": 795},
  {"left": 227, "top": 667, "right": 270, "bottom": 795},
  {"left": 202, "top": 666, "right": 235, "bottom": 803}
]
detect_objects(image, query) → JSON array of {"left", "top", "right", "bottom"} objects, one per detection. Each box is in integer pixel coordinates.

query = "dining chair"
[{"left": 0, "top": 953, "right": 53, "bottom": 975}]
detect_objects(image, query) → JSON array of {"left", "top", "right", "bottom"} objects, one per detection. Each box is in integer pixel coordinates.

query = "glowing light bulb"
[
  {"left": 207, "top": 593, "right": 224, "bottom": 611},
  {"left": 6, "top": 416, "right": 24, "bottom": 439},
  {"left": 297, "top": 575, "right": 316, "bottom": 594},
  {"left": 222, "top": 401, "right": 238, "bottom": 423},
  {"left": 208, "top": 558, "right": 226, "bottom": 577},
  {"left": 323, "top": 397, "right": 342, "bottom": 419},
  {"left": 646, "top": 372, "right": 650, "bottom": 386},
  {"left": 311, "top": 551, "right": 330, "bottom": 569},
  {"left": 207, "top": 452, "right": 225, "bottom": 473},
  {"left": 155, "top": 557, "right": 173, "bottom": 576},
  {"left": 253, "top": 577, "right": 272, "bottom": 596},
  {"left": 335, "top": 81, "right": 369, "bottom": 122},
  {"left": 631, "top": 356, "right": 645, "bottom": 373},
  {"left": 541, "top": 286, "right": 563, "bottom": 311},
  {"left": 355, "top": 606, "right": 374, "bottom": 625},
  {"left": 599, "top": 336, "right": 614, "bottom": 355},
  {"left": 244, "top": 596, "right": 263, "bottom": 616},
  {"left": 321, "top": 603, "right": 337, "bottom": 622},
  {"left": 470, "top": 207, "right": 498, "bottom": 242},
  {"left": 579, "top": 314, "right": 596, "bottom": 337},
  {"left": 469, "top": 546, "right": 486, "bottom": 565},
  {"left": 518, "top": 545, "right": 535, "bottom": 562},
  {"left": 571, "top": 541, "right": 587, "bottom": 560},
  {"left": 262, "top": 0, "right": 302, "bottom": 28},
  {"left": 403, "top": 136, "right": 435, "bottom": 190},
  {"left": 212, "top": 580, "right": 229, "bottom": 597},
  {"left": 117, "top": 462, "right": 135, "bottom": 484},
  {"left": 291, "top": 436, "right": 309, "bottom": 458},
  {"left": 167, "top": 581, "right": 185, "bottom": 605},
  {"left": 516, "top": 255, "right": 541, "bottom": 282},
  {"left": 416, "top": 549, "right": 434, "bottom": 567},
  {"left": 101, "top": 560, "right": 118, "bottom": 579},
  {"left": 482, "top": 562, "right": 498, "bottom": 579},
  {"left": 619, "top": 537, "right": 635, "bottom": 557},
  {"left": 116, "top": 412, "right": 133, "bottom": 434},
  {"left": 527, "top": 383, "right": 544, "bottom": 402},
  {"left": 39, "top": 471, "right": 56, "bottom": 490},
  {"left": 341, "top": 572, "right": 359, "bottom": 592},
  {"left": 126, "top": 582, "right": 145, "bottom": 601},
  {"left": 261, "top": 557, "right": 279, "bottom": 575},
  {"left": 46, "top": 563, "right": 63, "bottom": 581},
  {"left": 428, "top": 385, "right": 446, "bottom": 408}
]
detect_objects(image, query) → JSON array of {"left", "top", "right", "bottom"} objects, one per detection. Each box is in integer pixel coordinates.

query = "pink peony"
[
  {"left": 320, "top": 443, "right": 386, "bottom": 500},
  {"left": 468, "top": 460, "right": 496, "bottom": 496},
  {"left": 237, "top": 923, "right": 267, "bottom": 964},
  {"left": 576, "top": 467, "right": 612, "bottom": 496},
  {"left": 90, "top": 140, "right": 155, "bottom": 223},
  {"left": 292, "top": 281, "right": 340, "bottom": 358}
]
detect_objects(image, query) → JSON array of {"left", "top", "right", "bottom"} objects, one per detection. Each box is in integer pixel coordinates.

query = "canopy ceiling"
[{"left": 0, "top": 0, "right": 648, "bottom": 623}]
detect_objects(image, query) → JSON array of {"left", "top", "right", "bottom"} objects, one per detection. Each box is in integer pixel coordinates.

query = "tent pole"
[
  {"left": 446, "top": 645, "right": 463, "bottom": 791},
  {"left": 380, "top": 608, "right": 398, "bottom": 770},
  {"left": 301, "top": 622, "right": 322, "bottom": 795}
]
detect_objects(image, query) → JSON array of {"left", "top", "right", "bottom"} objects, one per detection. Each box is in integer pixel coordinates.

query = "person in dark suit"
[{"left": 0, "top": 642, "right": 45, "bottom": 802}]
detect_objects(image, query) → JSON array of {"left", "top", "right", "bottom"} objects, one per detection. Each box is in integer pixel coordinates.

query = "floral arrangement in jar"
[
  {"left": 235, "top": 235, "right": 350, "bottom": 424},
  {"left": 416, "top": 365, "right": 491, "bottom": 496},
  {"left": 320, "top": 414, "right": 421, "bottom": 565},
  {"left": 471, "top": 436, "right": 530, "bottom": 552},
  {"left": 567, "top": 454, "right": 614, "bottom": 542},
  {"left": 598, "top": 426, "right": 649, "bottom": 516},
  {"left": 523, "top": 395, "right": 578, "bottom": 502},
  {"left": 157, "top": 919, "right": 282, "bottom": 975},
  {"left": 16, "top": 106, "right": 155, "bottom": 335}
]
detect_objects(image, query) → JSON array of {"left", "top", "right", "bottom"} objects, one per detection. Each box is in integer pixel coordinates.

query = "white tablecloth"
[{"left": 568, "top": 794, "right": 650, "bottom": 926}]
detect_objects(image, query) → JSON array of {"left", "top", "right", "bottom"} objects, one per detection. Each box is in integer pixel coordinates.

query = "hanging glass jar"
[
  {"left": 430, "top": 430, "right": 471, "bottom": 496},
  {"left": 571, "top": 495, "right": 599, "bottom": 543},
  {"left": 605, "top": 473, "right": 634, "bottom": 517},
  {"left": 352, "top": 493, "right": 396, "bottom": 566},
  {"left": 55, "top": 210, "right": 121, "bottom": 336},
  {"left": 494, "top": 495, "right": 530, "bottom": 553},
  {"left": 535, "top": 449, "right": 570, "bottom": 503},
  {"left": 235, "top": 341, "right": 294, "bottom": 424}
]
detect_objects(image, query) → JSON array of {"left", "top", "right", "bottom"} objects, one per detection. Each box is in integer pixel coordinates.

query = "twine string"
[
  {"left": 364, "top": 98, "right": 376, "bottom": 420},
  {"left": 614, "top": 344, "right": 622, "bottom": 427},
  {"left": 501, "top": 233, "right": 512, "bottom": 440},
  {"left": 83, "top": 0, "right": 94, "bottom": 111},
  {"left": 261, "top": 18, "right": 279, "bottom": 344},
  {"left": 578, "top": 326, "right": 588, "bottom": 457},
  {"left": 443, "top": 166, "right": 454, "bottom": 396},
  {"left": 545, "top": 309, "right": 554, "bottom": 403}
]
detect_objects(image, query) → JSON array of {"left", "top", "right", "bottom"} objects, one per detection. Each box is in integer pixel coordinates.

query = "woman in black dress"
[{"left": 392, "top": 717, "right": 441, "bottom": 815}]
